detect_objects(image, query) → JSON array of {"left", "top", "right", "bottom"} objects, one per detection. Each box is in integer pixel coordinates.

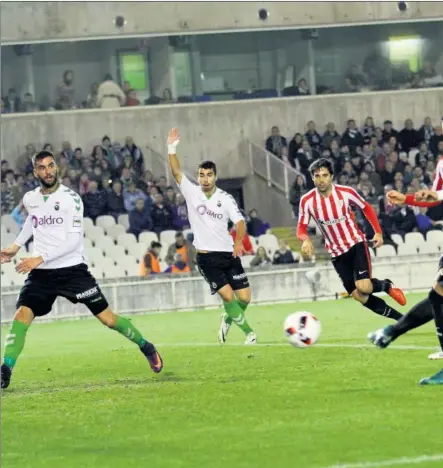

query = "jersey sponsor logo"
[
  {"left": 73, "top": 216, "right": 82, "bottom": 228},
  {"left": 31, "top": 215, "right": 64, "bottom": 228},
  {"left": 319, "top": 215, "right": 346, "bottom": 226},
  {"left": 76, "top": 286, "right": 99, "bottom": 300},
  {"left": 197, "top": 204, "right": 223, "bottom": 220},
  {"left": 29, "top": 204, "right": 39, "bottom": 209}
]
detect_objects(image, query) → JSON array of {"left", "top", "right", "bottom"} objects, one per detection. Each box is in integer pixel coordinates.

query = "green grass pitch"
[{"left": 1, "top": 293, "right": 442, "bottom": 468}]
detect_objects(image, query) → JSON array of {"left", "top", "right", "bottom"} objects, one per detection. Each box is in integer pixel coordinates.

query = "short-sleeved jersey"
[
  {"left": 21, "top": 184, "right": 86, "bottom": 269},
  {"left": 177, "top": 175, "right": 243, "bottom": 252},
  {"left": 298, "top": 184, "right": 366, "bottom": 257}
]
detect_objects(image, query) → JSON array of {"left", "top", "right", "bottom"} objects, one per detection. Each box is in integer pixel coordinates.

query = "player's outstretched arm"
[
  {"left": 167, "top": 127, "right": 182, "bottom": 184},
  {"left": 2, "top": 212, "right": 34, "bottom": 263},
  {"left": 405, "top": 189, "right": 442, "bottom": 207}
]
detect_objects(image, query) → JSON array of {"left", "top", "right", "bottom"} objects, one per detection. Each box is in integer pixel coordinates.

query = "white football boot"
[
  {"left": 244, "top": 332, "right": 257, "bottom": 345},
  {"left": 428, "top": 350, "right": 443, "bottom": 360},
  {"left": 218, "top": 313, "right": 231, "bottom": 344}
]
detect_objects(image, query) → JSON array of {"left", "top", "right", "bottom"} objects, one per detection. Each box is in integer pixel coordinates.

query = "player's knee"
[
  {"left": 351, "top": 289, "right": 367, "bottom": 304},
  {"left": 96, "top": 309, "right": 117, "bottom": 328},
  {"left": 429, "top": 286, "right": 443, "bottom": 302},
  {"left": 235, "top": 288, "right": 251, "bottom": 304},
  {"left": 14, "top": 306, "right": 35, "bottom": 326},
  {"left": 218, "top": 285, "right": 235, "bottom": 303},
  {"left": 355, "top": 279, "right": 372, "bottom": 296}
]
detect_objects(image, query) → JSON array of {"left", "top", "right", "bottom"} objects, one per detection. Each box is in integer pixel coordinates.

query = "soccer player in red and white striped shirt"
[
  {"left": 297, "top": 158, "right": 406, "bottom": 321},
  {"left": 368, "top": 153, "right": 443, "bottom": 385}
]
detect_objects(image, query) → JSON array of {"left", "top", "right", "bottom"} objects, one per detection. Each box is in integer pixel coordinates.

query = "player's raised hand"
[
  {"left": 386, "top": 190, "right": 406, "bottom": 206},
  {"left": 167, "top": 128, "right": 180, "bottom": 153},
  {"left": 415, "top": 189, "right": 438, "bottom": 202},
  {"left": 1, "top": 245, "right": 20, "bottom": 264},
  {"left": 371, "top": 232, "right": 384, "bottom": 249},
  {"left": 301, "top": 239, "right": 314, "bottom": 259},
  {"left": 16, "top": 256, "right": 44, "bottom": 274}
]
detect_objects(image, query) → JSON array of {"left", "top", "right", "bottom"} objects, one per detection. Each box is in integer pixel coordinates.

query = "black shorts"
[
  {"left": 331, "top": 242, "right": 372, "bottom": 294},
  {"left": 16, "top": 263, "right": 109, "bottom": 317},
  {"left": 196, "top": 252, "right": 250, "bottom": 295},
  {"left": 437, "top": 255, "right": 443, "bottom": 286}
]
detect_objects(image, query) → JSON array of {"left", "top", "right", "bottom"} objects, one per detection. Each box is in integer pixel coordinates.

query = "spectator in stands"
[
  {"left": 10, "top": 202, "right": 27, "bottom": 228},
  {"left": 304, "top": 121, "right": 322, "bottom": 150},
  {"left": 163, "top": 186, "right": 176, "bottom": 207},
  {"left": 3, "top": 88, "right": 21, "bottom": 113},
  {"left": 172, "top": 193, "right": 190, "bottom": 231},
  {"left": 58, "top": 155, "right": 70, "bottom": 179},
  {"left": 272, "top": 240, "right": 297, "bottom": 265},
  {"left": 289, "top": 175, "right": 307, "bottom": 218},
  {"left": 126, "top": 89, "right": 140, "bottom": 106},
  {"left": 391, "top": 205, "right": 417, "bottom": 238},
  {"left": 21, "top": 93, "right": 39, "bottom": 112},
  {"left": 398, "top": 119, "right": 419, "bottom": 153},
  {"left": 123, "top": 181, "right": 148, "bottom": 212},
  {"left": 296, "top": 140, "right": 319, "bottom": 182},
  {"left": 361, "top": 116, "right": 375, "bottom": 143},
  {"left": 24, "top": 171, "right": 38, "bottom": 191},
  {"left": 288, "top": 133, "right": 303, "bottom": 167},
  {"left": 1, "top": 160, "right": 9, "bottom": 179},
  {"left": 229, "top": 222, "right": 254, "bottom": 256},
  {"left": 381, "top": 120, "right": 399, "bottom": 142},
  {"left": 55, "top": 70, "right": 75, "bottom": 110},
  {"left": 16, "top": 143, "right": 36, "bottom": 175},
  {"left": 418, "top": 116, "right": 435, "bottom": 146},
  {"left": 3, "top": 169, "right": 15, "bottom": 189},
  {"left": 138, "top": 170, "right": 155, "bottom": 193},
  {"left": 86, "top": 83, "right": 99, "bottom": 109},
  {"left": 120, "top": 167, "right": 134, "bottom": 188},
  {"left": 124, "top": 137, "right": 144, "bottom": 170},
  {"left": 0, "top": 97, "right": 6, "bottom": 114},
  {"left": 106, "top": 181, "right": 125, "bottom": 220},
  {"left": 59, "top": 141, "right": 74, "bottom": 162},
  {"left": 344, "top": 65, "right": 368, "bottom": 92},
  {"left": 294, "top": 78, "right": 310, "bottom": 96},
  {"left": 322, "top": 123, "right": 340, "bottom": 150},
  {"left": 70, "top": 147, "right": 84, "bottom": 172},
  {"left": 1, "top": 181, "right": 15, "bottom": 214},
  {"left": 247, "top": 209, "right": 269, "bottom": 237},
  {"left": 151, "top": 194, "right": 174, "bottom": 235},
  {"left": 388, "top": 151, "right": 405, "bottom": 173},
  {"left": 11, "top": 174, "right": 27, "bottom": 205},
  {"left": 129, "top": 198, "right": 153, "bottom": 239},
  {"left": 123, "top": 81, "right": 131, "bottom": 98},
  {"left": 149, "top": 186, "right": 161, "bottom": 204},
  {"left": 364, "top": 204, "right": 397, "bottom": 250},
  {"left": 266, "top": 126, "right": 287, "bottom": 158},
  {"left": 82, "top": 181, "right": 107, "bottom": 221},
  {"left": 250, "top": 246, "right": 272, "bottom": 267},
  {"left": 165, "top": 231, "right": 196, "bottom": 271},
  {"left": 341, "top": 119, "right": 364, "bottom": 150},
  {"left": 379, "top": 160, "right": 396, "bottom": 186},
  {"left": 163, "top": 253, "right": 191, "bottom": 274},
  {"left": 430, "top": 125, "right": 443, "bottom": 156},
  {"left": 162, "top": 88, "right": 174, "bottom": 103},
  {"left": 157, "top": 176, "right": 168, "bottom": 194},
  {"left": 97, "top": 74, "right": 126, "bottom": 108},
  {"left": 415, "top": 142, "right": 433, "bottom": 168},
  {"left": 140, "top": 241, "right": 162, "bottom": 276}
]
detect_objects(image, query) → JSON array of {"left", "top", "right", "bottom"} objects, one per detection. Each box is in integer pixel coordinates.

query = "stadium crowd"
[{"left": 266, "top": 115, "right": 443, "bottom": 246}]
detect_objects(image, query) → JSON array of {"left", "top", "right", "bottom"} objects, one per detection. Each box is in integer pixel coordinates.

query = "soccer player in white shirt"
[
  {"left": 167, "top": 128, "right": 256, "bottom": 344},
  {"left": 1, "top": 150, "right": 163, "bottom": 389}
]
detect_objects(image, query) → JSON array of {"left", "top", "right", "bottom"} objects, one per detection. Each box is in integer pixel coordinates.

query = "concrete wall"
[
  {"left": 2, "top": 2, "right": 443, "bottom": 44},
  {"left": 1, "top": 88, "right": 442, "bottom": 176}
]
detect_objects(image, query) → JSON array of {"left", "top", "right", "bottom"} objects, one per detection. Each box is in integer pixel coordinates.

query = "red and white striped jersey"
[
  {"left": 298, "top": 184, "right": 368, "bottom": 257},
  {"left": 432, "top": 157, "right": 443, "bottom": 192}
]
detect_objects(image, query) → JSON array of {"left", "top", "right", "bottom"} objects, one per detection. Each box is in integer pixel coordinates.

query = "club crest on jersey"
[
  {"left": 217, "top": 201, "right": 222, "bottom": 207},
  {"left": 54, "top": 201, "right": 60, "bottom": 211}
]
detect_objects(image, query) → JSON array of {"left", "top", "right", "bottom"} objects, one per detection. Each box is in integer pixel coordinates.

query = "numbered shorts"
[
  {"left": 16, "top": 263, "right": 109, "bottom": 317},
  {"left": 196, "top": 252, "right": 250, "bottom": 295},
  {"left": 331, "top": 242, "right": 372, "bottom": 294}
]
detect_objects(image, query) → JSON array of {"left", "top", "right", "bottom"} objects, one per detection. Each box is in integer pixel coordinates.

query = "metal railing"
[{"left": 247, "top": 141, "right": 302, "bottom": 199}]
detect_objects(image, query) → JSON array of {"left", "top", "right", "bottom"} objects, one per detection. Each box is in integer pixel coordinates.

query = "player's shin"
[
  {"left": 429, "top": 289, "right": 443, "bottom": 350},
  {"left": 3, "top": 320, "right": 30, "bottom": 369},
  {"left": 225, "top": 300, "right": 249, "bottom": 325},
  {"left": 112, "top": 316, "right": 148, "bottom": 347},
  {"left": 388, "top": 298, "right": 433, "bottom": 340},
  {"left": 223, "top": 300, "right": 253, "bottom": 335},
  {"left": 362, "top": 294, "right": 403, "bottom": 320}
]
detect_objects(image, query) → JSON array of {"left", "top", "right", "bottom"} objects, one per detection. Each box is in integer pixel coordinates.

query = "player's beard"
[{"left": 39, "top": 170, "right": 59, "bottom": 190}]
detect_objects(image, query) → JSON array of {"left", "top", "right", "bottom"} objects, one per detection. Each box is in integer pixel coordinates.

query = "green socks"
[
  {"left": 224, "top": 300, "right": 249, "bottom": 325},
  {"left": 113, "top": 316, "right": 147, "bottom": 347},
  {"left": 3, "top": 320, "right": 29, "bottom": 369},
  {"left": 223, "top": 300, "right": 253, "bottom": 335}
]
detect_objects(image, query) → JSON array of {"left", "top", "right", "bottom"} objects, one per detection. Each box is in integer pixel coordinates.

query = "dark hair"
[
  {"left": 166, "top": 186, "right": 174, "bottom": 191},
  {"left": 198, "top": 160, "right": 217, "bottom": 175},
  {"left": 150, "top": 241, "right": 162, "bottom": 249},
  {"left": 32, "top": 150, "right": 55, "bottom": 167},
  {"left": 102, "top": 135, "right": 110, "bottom": 142},
  {"left": 104, "top": 73, "right": 113, "bottom": 81},
  {"left": 309, "top": 158, "right": 334, "bottom": 176}
]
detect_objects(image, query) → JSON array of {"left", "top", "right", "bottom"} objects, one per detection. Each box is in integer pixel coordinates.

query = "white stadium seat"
[
  {"left": 83, "top": 237, "right": 93, "bottom": 249},
  {"left": 419, "top": 241, "right": 440, "bottom": 255},
  {"left": 117, "top": 233, "right": 137, "bottom": 250},
  {"left": 1, "top": 232, "right": 16, "bottom": 247},
  {"left": 104, "top": 244, "right": 127, "bottom": 261},
  {"left": 182, "top": 229, "right": 193, "bottom": 238},
  {"left": 139, "top": 231, "right": 158, "bottom": 246},
  {"left": 390, "top": 234, "right": 404, "bottom": 245},
  {"left": 1, "top": 274, "right": 13, "bottom": 287},
  {"left": 99, "top": 256, "right": 117, "bottom": 270},
  {"left": 107, "top": 224, "right": 126, "bottom": 241},
  {"left": 103, "top": 265, "right": 125, "bottom": 279},
  {"left": 83, "top": 217, "right": 94, "bottom": 232},
  {"left": 96, "top": 236, "right": 115, "bottom": 254},
  {"left": 127, "top": 242, "right": 148, "bottom": 259},
  {"left": 396, "top": 243, "right": 418, "bottom": 256},
  {"left": 258, "top": 234, "right": 279, "bottom": 253},
  {"left": 89, "top": 266, "right": 104, "bottom": 279},
  {"left": 376, "top": 245, "right": 397, "bottom": 258},
  {"left": 85, "top": 225, "right": 105, "bottom": 244},
  {"left": 427, "top": 230, "right": 443, "bottom": 248},
  {"left": 116, "top": 254, "right": 138, "bottom": 269},
  {"left": 124, "top": 263, "right": 140, "bottom": 277},
  {"left": 96, "top": 215, "right": 116, "bottom": 231},
  {"left": 160, "top": 230, "right": 177, "bottom": 245},
  {"left": 404, "top": 232, "right": 425, "bottom": 249},
  {"left": 1, "top": 214, "right": 18, "bottom": 233},
  {"left": 84, "top": 247, "right": 105, "bottom": 266},
  {"left": 118, "top": 214, "right": 130, "bottom": 231}
]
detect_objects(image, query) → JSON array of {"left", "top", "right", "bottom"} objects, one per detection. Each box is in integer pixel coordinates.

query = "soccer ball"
[{"left": 284, "top": 312, "right": 321, "bottom": 348}]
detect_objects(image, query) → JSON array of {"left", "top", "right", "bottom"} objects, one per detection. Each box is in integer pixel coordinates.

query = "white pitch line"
[
  {"left": 154, "top": 342, "right": 436, "bottom": 350},
  {"left": 321, "top": 454, "right": 443, "bottom": 468}
]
